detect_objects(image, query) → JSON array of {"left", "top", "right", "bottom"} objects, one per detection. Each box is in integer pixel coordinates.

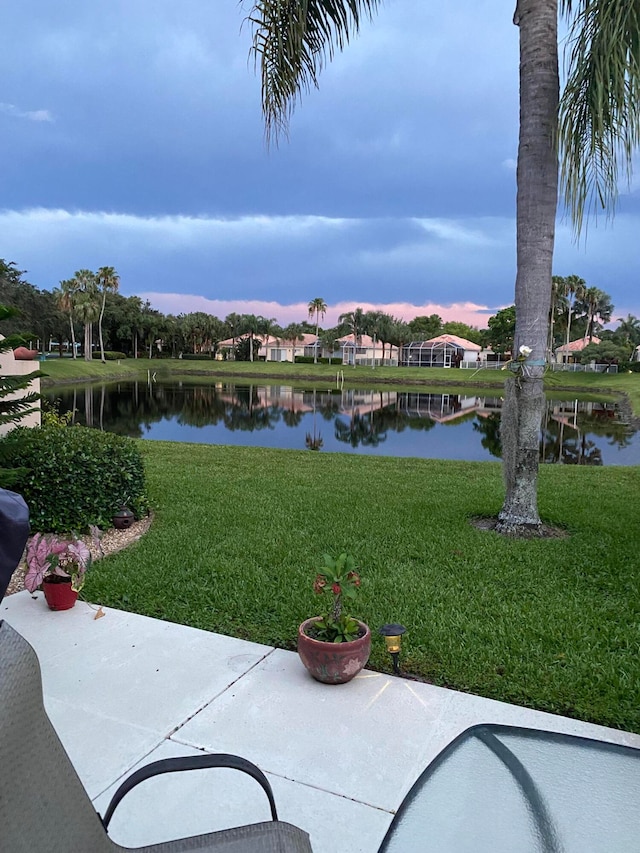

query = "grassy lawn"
[{"left": 83, "top": 441, "right": 640, "bottom": 733}]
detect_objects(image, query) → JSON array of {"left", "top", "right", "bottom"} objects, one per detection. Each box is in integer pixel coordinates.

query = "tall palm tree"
[
  {"left": 559, "top": 0, "right": 640, "bottom": 235},
  {"left": 249, "top": 0, "right": 640, "bottom": 534},
  {"left": 260, "top": 316, "right": 280, "bottom": 353},
  {"left": 391, "top": 318, "right": 412, "bottom": 367},
  {"left": 240, "top": 314, "right": 264, "bottom": 362},
  {"left": 70, "top": 270, "right": 99, "bottom": 362},
  {"left": 616, "top": 314, "right": 640, "bottom": 349},
  {"left": 580, "top": 286, "right": 613, "bottom": 342},
  {"left": 548, "top": 276, "right": 568, "bottom": 358},
  {"left": 57, "top": 279, "right": 78, "bottom": 359},
  {"left": 225, "top": 313, "right": 244, "bottom": 360},
  {"left": 282, "top": 322, "right": 305, "bottom": 362},
  {"left": 96, "top": 266, "right": 120, "bottom": 362},
  {"left": 307, "top": 297, "right": 327, "bottom": 363},
  {"left": 338, "top": 307, "right": 366, "bottom": 366},
  {"left": 74, "top": 291, "right": 100, "bottom": 363},
  {"left": 557, "top": 274, "right": 586, "bottom": 355}
]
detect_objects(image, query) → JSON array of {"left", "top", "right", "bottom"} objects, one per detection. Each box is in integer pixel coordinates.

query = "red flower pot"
[
  {"left": 42, "top": 576, "right": 78, "bottom": 611},
  {"left": 297, "top": 618, "right": 371, "bottom": 684}
]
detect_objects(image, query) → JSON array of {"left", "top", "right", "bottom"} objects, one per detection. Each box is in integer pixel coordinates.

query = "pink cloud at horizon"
[{"left": 140, "top": 292, "right": 499, "bottom": 330}]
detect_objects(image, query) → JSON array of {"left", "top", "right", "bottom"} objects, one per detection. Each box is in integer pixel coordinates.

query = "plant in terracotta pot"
[
  {"left": 298, "top": 552, "right": 371, "bottom": 684},
  {"left": 24, "top": 531, "right": 97, "bottom": 610}
]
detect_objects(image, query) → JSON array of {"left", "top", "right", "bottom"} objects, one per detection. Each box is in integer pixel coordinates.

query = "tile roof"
[
  {"left": 555, "top": 336, "right": 601, "bottom": 353},
  {"left": 423, "top": 334, "right": 482, "bottom": 351}
]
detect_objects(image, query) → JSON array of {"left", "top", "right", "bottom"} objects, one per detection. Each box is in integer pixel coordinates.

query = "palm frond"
[
  {"left": 248, "top": 0, "right": 382, "bottom": 144},
  {"left": 559, "top": 0, "right": 640, "bottom": 235}
]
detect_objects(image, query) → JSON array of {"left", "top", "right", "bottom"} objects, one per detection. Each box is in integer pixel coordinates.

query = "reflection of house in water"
[
  {"left": 548, "top": 399, "right": 616, "bottom": 430},
  {"left": 208, "top": 384, "right": 399, "bottom": 418},
  {"left": 398, "top": 393, "right": 478, "bottom": 423},
  {"left": 397, "top": 393, "right": 506, "bottom": 424}
]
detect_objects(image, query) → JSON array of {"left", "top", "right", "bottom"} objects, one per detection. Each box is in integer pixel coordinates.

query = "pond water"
[{"left": 44, "top": 380, "right": 640, "bottom": 465}]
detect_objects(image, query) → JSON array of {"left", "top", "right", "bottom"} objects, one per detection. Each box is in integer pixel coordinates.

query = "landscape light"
[{"left": 378, "top": 623, "right": 407, "bottom": 675}]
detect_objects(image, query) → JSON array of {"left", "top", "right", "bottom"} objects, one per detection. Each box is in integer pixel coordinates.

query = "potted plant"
[
  {"left": 24, "top": 532, "right": 95, "bottom": 610},
  {"left": 297, "top": 552, "right": 371, "bottom": 684}
]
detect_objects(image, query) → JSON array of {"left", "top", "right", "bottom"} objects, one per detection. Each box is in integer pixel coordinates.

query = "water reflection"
[{"left": 44, "top": 381, "right": 640, "bottom": 465}]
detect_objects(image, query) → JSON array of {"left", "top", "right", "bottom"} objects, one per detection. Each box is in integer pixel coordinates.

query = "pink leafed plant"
[{"left": 24, "top": 531, "right": 99, "bottom": 594}]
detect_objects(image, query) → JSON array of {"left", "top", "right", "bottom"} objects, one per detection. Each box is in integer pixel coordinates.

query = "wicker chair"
[{"left": 0, "top": 620, "right": 313, "bottom": 852}]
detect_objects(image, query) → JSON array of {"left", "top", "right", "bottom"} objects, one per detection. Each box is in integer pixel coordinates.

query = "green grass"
[
  {"left": 40, "top": 357, "right": 159, "bottom": 384},
  {"left": 83, "top": 441, "right": 640, "bottom": 732}
]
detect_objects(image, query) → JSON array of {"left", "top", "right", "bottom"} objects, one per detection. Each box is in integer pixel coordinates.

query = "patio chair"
[{"left": 0, "top": 620, "right": 313, "bottom": 852}]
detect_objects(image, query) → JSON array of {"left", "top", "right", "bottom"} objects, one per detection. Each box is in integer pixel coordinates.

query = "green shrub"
[
  {"left": 294, "top": 356, "right": 342, "bottom": 365},
  {"left": 92, "top": 351, "right": 128, "bottom": 360},
  {"left": 0, "top": 425, "right": 149, "bottom": 532},
  {"left": 180, "top": 353, "right": 216, "bottom": 361}
]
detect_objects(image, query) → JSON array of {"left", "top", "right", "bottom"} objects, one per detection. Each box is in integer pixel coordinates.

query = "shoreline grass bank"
[{"left": 83, "top": 441, "right": 640, "bottom": 733}]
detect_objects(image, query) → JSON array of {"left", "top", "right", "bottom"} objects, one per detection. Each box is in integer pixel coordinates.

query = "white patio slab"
[
  {"left": 3, "top": 590, "right": 640, "bottom": 853},
  {"left": 2, "top": 591, "right": 272, "bottom": 734},
  {"left": 174, "top": 647, "right": 640, "bottom": 812},
  {"left": 94, "top": 739, "right": 392, "bottom": 853},
  {"left": 45, "top": 696, "right": 165, "bottom": 799}
]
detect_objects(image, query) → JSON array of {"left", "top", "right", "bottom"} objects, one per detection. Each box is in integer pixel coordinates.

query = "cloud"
[
  {"left": 4, "top": 204, "right": 639, "bottom": 319},
  {"left": 0, "top": 103, "right": 53, "bottom": 122},
  {"left": 140, "top": 292, "right": 495, "bottom": 329}
]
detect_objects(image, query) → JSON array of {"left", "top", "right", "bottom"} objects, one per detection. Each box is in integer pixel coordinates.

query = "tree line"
[
  {"left": 0, "top": 263, "right": 481, "bottom": 361},
  {"left": 3, "top": 261, "right": 635, "bottom": 365}
]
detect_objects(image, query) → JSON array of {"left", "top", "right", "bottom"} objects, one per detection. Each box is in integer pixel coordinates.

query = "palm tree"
[
  {"left": 364, "top": 310, "right": 387, "bottom": 368},
  {"left": 559, "top": 0, "right": 640, "bottom": 235},
  {"left": 260, "top": 316, "right": 280, "bottom": 354},
  {"left": 579, "top": 286, "right": 613, "bottom": 342},
  {"left": 282, "top": 322, "right": 305, "bottom": 363},
  {"left": 57, "top": 279, "right": 78, "bottom": 359},
  {"left": 240, "top": 314, "right": 264, "bottom": 362},
  {"left": 616, "top": 314, "right": 640, "bottom": 351},
  {"left": 338, "top": 308, "right": 366, "bottom": 365},
  {"left": 70, "top": 270, "right": 99, "bottom": 362},
  {"left": 548, "top": 276, "right": 568, "bottom": 358},
  {"left": 307, "top": 297, "right": 327, "bottom": 363},
  {"left": 556, "top": 274, "right": 586, "bottom": 355},
  {"left": 249, "top": 0, "right": 640, "bottom": 533},
  {"left": 95, "top": 266, "right": 120, "bottom": 362},
  {"left": 225, "top": 313, "right": 243, "bottom": 360}
]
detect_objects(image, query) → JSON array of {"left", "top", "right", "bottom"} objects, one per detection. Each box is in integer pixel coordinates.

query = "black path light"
[{"left": 378, "top": 623, "right": 407, "bottom": 675}]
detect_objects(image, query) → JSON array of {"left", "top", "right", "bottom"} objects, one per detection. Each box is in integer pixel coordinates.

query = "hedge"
[{"left": 0, "top": 425, "right": 149, "bottom": 533}]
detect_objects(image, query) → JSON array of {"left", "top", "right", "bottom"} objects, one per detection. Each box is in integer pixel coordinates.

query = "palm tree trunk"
[
  {"left": 497, "top": 0, "right": 558, "bottom": 534},
  {"left": 314, "top": 313, "right": 319, "bottom": 364},
  {"left": 69, "top": 314, "right": 77, "bottom": 359},
  {"left": 99, "top": 292, "right": 106, "bottom": 362},
  {"left": 565, "top": 297, "right": 573, "bottom": 361},
  {"left": 84, "top": 322, "right": 92, "bottom": 362}
]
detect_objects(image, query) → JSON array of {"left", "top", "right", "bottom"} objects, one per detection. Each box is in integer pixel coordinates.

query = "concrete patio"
[{"left": 3, "top": 590, "right": 640, "bottom": 853}]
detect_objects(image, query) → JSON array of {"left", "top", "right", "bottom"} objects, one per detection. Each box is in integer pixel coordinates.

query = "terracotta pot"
[
  {"left": 42, "top": 576, "right": 78, "bottom": 611},
  {"left": 298, "top": 618, "right": 371, "bottom": 684}
]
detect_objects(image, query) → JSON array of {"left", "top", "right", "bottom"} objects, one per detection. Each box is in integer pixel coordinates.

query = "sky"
[{"left": 1, "top": 1, "right": 639, "bottom": 330}]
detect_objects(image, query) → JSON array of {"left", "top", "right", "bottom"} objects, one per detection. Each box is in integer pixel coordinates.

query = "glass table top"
[{"left": 378, "top": 724, "right": 640, "bottom": 853}]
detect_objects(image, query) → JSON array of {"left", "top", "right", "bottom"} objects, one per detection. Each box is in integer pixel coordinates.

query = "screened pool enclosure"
[{"left": 400, "top": 340, "right": 468, "bottom": 368}]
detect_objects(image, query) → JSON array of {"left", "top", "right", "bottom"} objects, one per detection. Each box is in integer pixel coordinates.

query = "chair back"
[{"left": 0, "top": 620, "right": 114, "bottom": 852}]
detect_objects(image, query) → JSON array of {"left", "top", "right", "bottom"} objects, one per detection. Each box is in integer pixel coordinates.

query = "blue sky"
[{"left": 1, "top": 1, "right": 638, "bottom": 328}]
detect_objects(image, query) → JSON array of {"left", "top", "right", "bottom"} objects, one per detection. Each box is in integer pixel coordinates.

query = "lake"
[{"left": 44, "top": 379, "right": 640, "bottom": 465}]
